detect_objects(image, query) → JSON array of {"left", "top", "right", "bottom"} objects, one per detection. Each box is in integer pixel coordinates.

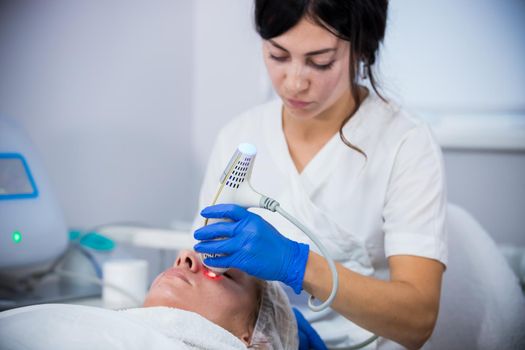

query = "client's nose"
[{"left": 174, "top": 250, "right": 200, "bottom": 272}]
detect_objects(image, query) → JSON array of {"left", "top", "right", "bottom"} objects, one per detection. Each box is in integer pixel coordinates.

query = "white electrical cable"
[
  {"left": 260, "top": 196, "right": 338, "bottom": 312},
  {"left": 261, "top": 196, "right": 379, "bottom": 349},
  {"left": 330, "top": 334, "right": 380, "bottom": 350},
  {"left": 200, "top": 140, "right": 377, "bottom": 345},
  {"left": 204, "top": 143, "right": 340, "bottom": 312}
]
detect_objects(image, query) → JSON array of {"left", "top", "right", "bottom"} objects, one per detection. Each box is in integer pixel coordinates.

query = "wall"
[
  {"left": 444, "top": 150, "right": 525, "bottom": 245},
  {"left": 191, "top": 0, "right": 270, "bottom": 172},
  {"left": 378, "top": 0, "right": 525, "bottom": 245},
  {"left": 0, "top": 0, "right": 195, "bottom": 228},
  {"left": 380, "top": 0, "right": 525, "bottom": 112}
]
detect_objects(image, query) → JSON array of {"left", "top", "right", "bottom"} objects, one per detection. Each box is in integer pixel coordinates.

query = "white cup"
[{"left": 102, "top": 259, "right": 148, "bottom": 309}]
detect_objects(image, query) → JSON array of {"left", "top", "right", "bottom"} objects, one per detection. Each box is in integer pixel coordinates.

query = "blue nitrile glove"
[
  {"left": 293, "top": 308, "right": 328, "bottom": 350},
  {"left": 193, "top": 203, "right": 309, "bottom": 294}
]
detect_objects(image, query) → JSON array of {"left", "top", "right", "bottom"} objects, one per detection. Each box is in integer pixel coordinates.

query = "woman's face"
[
  {"left": 263, "top": 17, "right": 352, "bottom": 121},
  {"left": 143, "top": 250, "right": 259, "bottom": 343}
]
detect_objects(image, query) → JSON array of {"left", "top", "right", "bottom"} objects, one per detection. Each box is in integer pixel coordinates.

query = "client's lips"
[{"left": 164, "top": 268, "right": 191, "bottom": 285}]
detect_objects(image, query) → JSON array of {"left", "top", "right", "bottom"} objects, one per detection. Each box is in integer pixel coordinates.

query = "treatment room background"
[{"left": 0, "top": 0, "right": 524, "bottom": 273}]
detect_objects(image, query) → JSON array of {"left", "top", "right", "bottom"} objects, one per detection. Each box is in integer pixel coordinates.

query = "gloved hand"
[
  {"left": 193, "top": 203, "right": 309, "bottom": 294},
  {"left": 293, "top": 308, "right": 328, "bottom": 350}
]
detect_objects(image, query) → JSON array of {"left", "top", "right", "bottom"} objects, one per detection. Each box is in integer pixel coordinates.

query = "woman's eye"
[
  {"left": 269, "top": 53, "right": 334, "bottom": 71},
  {"left": 269, "top": 54, "right": 288, "bottom": 62},
  {"left": 310, "top": 61, "right": 334, "bottom": 71},
  {"left": 223, "top": 272, "right": 233, "bottom": 280}
]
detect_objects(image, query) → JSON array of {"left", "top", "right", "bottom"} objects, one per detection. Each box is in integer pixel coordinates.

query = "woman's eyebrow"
[{"left": 268, "top": 39, "right": 336, "bottom": 56}]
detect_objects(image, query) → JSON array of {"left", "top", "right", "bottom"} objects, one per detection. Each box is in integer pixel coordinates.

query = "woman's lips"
[
  {"left": 287, "top": 98, "right": 312, "bottom": 109},
  {"left": 163, "top": 268, "right": 191, "bottom": 285}
]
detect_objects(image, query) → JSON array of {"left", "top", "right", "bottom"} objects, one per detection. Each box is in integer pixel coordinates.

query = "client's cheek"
[
  {"left": 149, "top": 274, "right": 163, "bottom": 288},
  {"left": 143, "top": 290, "right": 159, "bottom": 307}
]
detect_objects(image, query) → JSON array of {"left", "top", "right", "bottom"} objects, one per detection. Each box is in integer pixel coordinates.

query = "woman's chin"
[
  {"left": 143, "top": 288, "right": 180, "bottom": 308},
  {"left": 284, "top": 105, "right": 318, "bottom": 121}
]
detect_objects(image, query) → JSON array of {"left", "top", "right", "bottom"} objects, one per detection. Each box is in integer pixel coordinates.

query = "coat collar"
[{"left": 263, "top": 93, "right": 376, "bottom": 197}]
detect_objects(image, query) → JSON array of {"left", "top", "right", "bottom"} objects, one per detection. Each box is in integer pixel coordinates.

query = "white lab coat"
[{"left": 192, "top": 92, "right": 447, "bottom": 349}]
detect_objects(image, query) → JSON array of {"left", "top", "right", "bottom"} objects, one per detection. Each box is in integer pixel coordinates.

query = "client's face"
[{"left": 143, "top": 250, "right": 259, "bottom": 344}]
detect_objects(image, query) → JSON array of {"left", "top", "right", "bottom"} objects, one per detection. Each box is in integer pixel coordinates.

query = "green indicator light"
[{"left": 12, "top": 231, "right": 22, "bottom": 244}]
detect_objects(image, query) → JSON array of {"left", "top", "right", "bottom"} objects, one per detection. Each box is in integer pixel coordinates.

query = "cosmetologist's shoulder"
[{"left": 366, "top": 93, "right": 440, "bottom": 150}]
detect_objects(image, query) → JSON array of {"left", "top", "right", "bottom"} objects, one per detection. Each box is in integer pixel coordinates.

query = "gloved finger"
[
  {"left": 198, "top": 234, "right": 247, "bottom": 268},
  {"left": 201, "top": 254, "right": 236, "bottom": 269},
  {"left": 200, "top": 204, "right": 249, "bottom": 221},
  {"left": 194, "top": 221, "right": 237, "bottom": 240},
  {"left": 193, "top": 235, "right": 243, "bottom": 255}
]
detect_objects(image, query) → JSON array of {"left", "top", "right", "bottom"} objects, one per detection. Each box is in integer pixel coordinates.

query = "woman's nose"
[
  {"left": 285, "top": 64, "right": 309, "bottom": 95},
  {"left": 174, "top": 250, "right": 200, "bottom": 272}
]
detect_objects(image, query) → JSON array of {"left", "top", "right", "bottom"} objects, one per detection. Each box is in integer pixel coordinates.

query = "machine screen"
[{"left": 0, "top": 155, "right": 38, "bottom": 199}]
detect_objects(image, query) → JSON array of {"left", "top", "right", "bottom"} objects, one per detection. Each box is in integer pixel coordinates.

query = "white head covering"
[{"left": 249, "top": 281, "right": 298, "bottom": 349}]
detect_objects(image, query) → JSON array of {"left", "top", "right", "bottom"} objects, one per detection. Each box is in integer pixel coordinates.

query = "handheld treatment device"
[
  {"left": 199, "top": 143, "right": 338, "bottom": 312},
  {"left": 199, "top": 143, "right": 260, "bottom": 274}
]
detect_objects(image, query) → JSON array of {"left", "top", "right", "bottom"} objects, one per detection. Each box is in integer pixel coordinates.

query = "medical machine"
[
  {"left": 0, "top": 116, "right": 102, "bottom": 311},
  {"left": 199, "top": 143, "right": 339, "bottom": 312},
  {"left": 0, "top": 116, "right": 68, "bottom": 270}
]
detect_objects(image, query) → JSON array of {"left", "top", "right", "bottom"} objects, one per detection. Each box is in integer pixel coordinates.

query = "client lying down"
[{"left": 0, "top": 250, "right": 298, "bottom": 350}]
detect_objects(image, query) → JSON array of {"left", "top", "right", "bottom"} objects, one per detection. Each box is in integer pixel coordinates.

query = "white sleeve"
[{"left": 382, "top": 124, "right": 448, "bottom": 265}]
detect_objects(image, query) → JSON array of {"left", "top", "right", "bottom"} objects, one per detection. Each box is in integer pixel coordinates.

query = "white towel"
[
  {"left": 0, "top": 304, "right": 246, "bottom": 350},
  {"left": 121, "top": 307, "right": 247, "bottom": 350}
]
